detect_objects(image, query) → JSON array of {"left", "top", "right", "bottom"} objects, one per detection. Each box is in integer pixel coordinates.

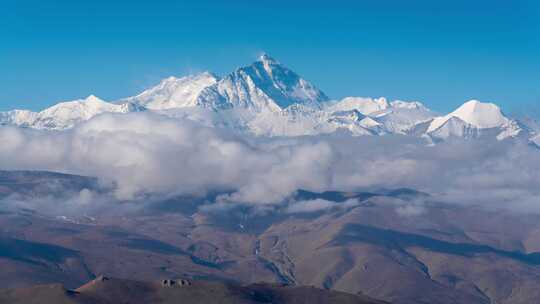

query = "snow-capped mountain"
[
  {"left": 119, "top": 72, "right": 219, "bottom": 110},
  {"left": 194, "top": 54, "right": 328, "bottom": 112},
  {"left": 427, "top": 100, "right": 509, "bottom": 132},
  {"left": 320, "top": 98, "right": 437, "bottom": 135},
  {"left": 371, "top": 101, "right": 437, "bottom": 134},
  {"left": 0, "top": 95, "right": 143, "bottom": 130},
  {"left": 424, "top": 100, "right": 523, "bottom": 141},
  {"left": 0, "top": 54, "right": 537, "bottom": 144},
  {"left": 325, "top": 97, "right": 389, "bottom": 115}
]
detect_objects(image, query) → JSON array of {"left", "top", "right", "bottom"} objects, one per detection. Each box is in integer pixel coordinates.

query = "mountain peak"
[
  {"left": 258, "top": 53, "right": 279, "bottom": 64},
  {"left": 390, "top": 100, "right": 428, "bottom": 111},
  {"left": 457, "top": 99, "right": 499, "bottom": 112},
  {"left": 160, "top": 72, "right": 217, "bottom": 84},
  {"left": 327, "top": 97, "right": 389, "bottom": 115},
  {"left": 427, "top": 99, "right": 509, "bottom": 133},
  {"left": 199, "top": 71, "right": 218, "bottom": 78},
  {"left": 84, "top": 95, "right": 105, "bottom": 103},
  {"left": 451, "top": 99, "right": 507, "bottom": 129},
  {"left": 120, "top": 72, "right": 219, "bottom": 110},
  {"left": 195, "top": 54, "right": 329, "bottom": 111}
]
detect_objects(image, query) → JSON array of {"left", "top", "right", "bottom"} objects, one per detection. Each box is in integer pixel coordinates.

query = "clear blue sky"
[{"left": 1, "top": 0, "right": 539, "bottom": 116}]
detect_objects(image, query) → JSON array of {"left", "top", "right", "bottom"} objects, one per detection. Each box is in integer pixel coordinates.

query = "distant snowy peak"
[
  {"left": 451, "top": 100, "right": 510, "bottom": 128},
  {"left": 323, "top": 97, "right": 436, "bottom": 135},
  {"left": 121, "top": 72, "right": 219, "bottom": 110},
  {"left": 40, "top": 95, "right": 117, "bottom": 118},
  {"left": 0, "top": 109, "right": 38, "bottom": 127},
  {"left": 369, "top": 100, "right": 437, "bottom": 134},
  {"left": 33, "top": 95, "right": 139, "bottom": 130},
  {"left": 321, "top": 98, "right": 436, "bottom": 135},
  {"left": 195, "top": 54, "right": 329, "bottom": 111},
  {"left": 0, "top": 95, "right": 142, "bottom": 130},
  {"left": 428, "top": 100, "right": 509, "bottom": 133},
  {"left": 424, "top": 100, "right": 526, "bottom": 141},
  {"left": 326, "top": 97, "right": 389, "bottom": 115},
  {"left": 390, "top": 100, "right": 429, "bottom": 111}
]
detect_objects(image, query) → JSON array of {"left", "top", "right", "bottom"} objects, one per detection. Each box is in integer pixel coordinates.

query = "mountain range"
[
  {"left": 2, "top": 170, "right": 540, "bottom": 304},
  {"left": 1, "top": 54, "right": 538, "bottom": 145}
]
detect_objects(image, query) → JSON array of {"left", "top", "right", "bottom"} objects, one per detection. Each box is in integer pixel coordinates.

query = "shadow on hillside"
[{"left": 334, "top": 224, "right": 540, "bottom": 265}]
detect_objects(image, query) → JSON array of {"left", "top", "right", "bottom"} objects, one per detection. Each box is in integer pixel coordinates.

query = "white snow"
[
  {"left": 0, "top": 95, "right": 139, "bottom": 130},
  {"left": 390, "top": 100, "right": 428, "bottom": 110},
  {"left": 195, "top": 53, "right": 328, "bottom": 111},
  {"left": 0, "top": 109, "right": 38, "bottom": 126},
  {"left": 427, "top": 116, "right": 477, "bottom": 140},
  {"left": 359, "top": 117, "right": 382, "bottom": 128},
  {"left": 428, "top": 100, "right": 509, "bottom": 133},
  {"left": 326, "top": 97, "right": 389, "bottom": 115},
  {"left": 0, "top": 55, "right": 535, "bottom": 143},
  {"left": 120, "top": 72, "right": 218, "bottom": 110},
  {"left": 32, "top": 95, "right": 135, "bottom": 129},
  {"left": 371, "top": 101, "right": 437, "bottom": 134}
]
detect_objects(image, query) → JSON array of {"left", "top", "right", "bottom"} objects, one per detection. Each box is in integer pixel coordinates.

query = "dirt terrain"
[
  {"left": 1, "top": 171, "right": 540, "bottom": 304},
  {"left": 0, "top": 276, "right": 388, "bottom": 304}
]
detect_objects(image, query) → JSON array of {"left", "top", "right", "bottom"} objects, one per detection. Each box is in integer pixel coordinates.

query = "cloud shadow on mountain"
[
  {"left": 333, "top": 224, "right": 540, "bottom": 266},
  {"left": 0, "top": 237, "right": 79, "bottom": 266}
]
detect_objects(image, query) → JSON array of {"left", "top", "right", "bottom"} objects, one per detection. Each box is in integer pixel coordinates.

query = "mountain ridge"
[
  {"left": 0, "top": 55, "right": 536, "bottom": 143},
  {"left": 0, "top": 276, "right": 389, "bottom": 304}
]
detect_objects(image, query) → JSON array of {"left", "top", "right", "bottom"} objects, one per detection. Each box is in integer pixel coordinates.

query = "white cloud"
[
  {"left": 0, "top": 113, "right": 334, "bottom": 203},
  {"left": 286, "top": 199, "right": 336, "bottom": 213},
  {"left": 285, "top": 198, "right": 360, "bottom": 214},
  {"left": 1, "top": 112, "right": 539, "bottom": 214}
]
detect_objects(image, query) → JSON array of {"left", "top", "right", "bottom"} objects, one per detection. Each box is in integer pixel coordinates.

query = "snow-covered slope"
[
  {"left": 425, "top": 116, "right": 479, "bottom": 140},
  {"left": 322, "top": 98, "right": 436, "bottom": 135},
  {"left": 120, "top": 72, "right": 218, "bottom": 110},
  {"left": 34, "top": 95, "right": 143, "bottom": 130},
  {"left": 428, "top": 100, "right": 509, "bottom": 132},
  {"left": 0, "top": 95, "right": 143, "bottom": 130},
  {"left": 195, "top": 54, "right": 329, "bottom": 111},
  {"left": 425, "top": 100, "right": 524, "bottom": 141},
  {"left": 0, "top": 110, "right": 38, "bottom": 127},
  {"left": 371, "top": 101, "right": 437, "bottom": 134},
  {"left": 325, "top": 97, "right": 389, "bottom": 115}
]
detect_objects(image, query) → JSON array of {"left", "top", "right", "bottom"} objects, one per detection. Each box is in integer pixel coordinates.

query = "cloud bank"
[{"left": 0, "top": 112, "right": 539, "bottom": 213}]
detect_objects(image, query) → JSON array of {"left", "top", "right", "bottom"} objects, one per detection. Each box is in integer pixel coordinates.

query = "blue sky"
[{"left": 1, "top": 0, "right": 539, "bottom": 116}]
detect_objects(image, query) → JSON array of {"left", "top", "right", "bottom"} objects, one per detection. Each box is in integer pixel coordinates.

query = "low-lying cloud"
[
  {"left": 1, "top": 111, "right": 539, "bottom": 214},
  {"left": 285, "top": 198, "right": 360, "bottom": 214}
]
